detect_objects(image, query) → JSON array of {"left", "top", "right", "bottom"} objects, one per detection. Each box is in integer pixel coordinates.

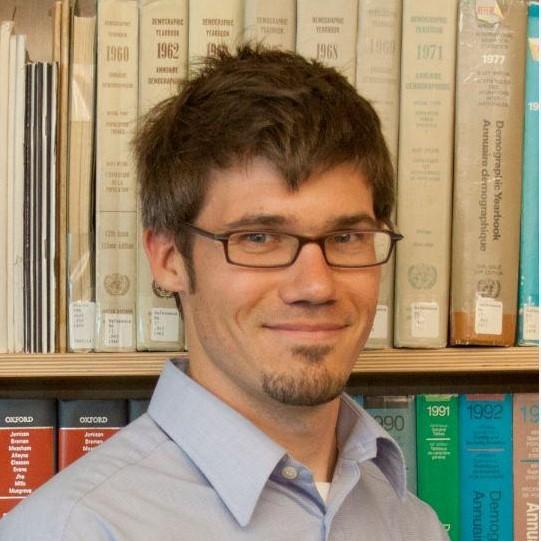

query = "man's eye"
[
  {"left": 333, "top": 233, "right": 356, "bottom": 243},
  {"left": 241, "top": 233, "right": 273, "bottom": 244}
]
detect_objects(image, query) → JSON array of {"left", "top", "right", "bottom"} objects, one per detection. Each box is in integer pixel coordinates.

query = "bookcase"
[
  {"left": 0, "top": 0, "right": 538, "bottom": 400},
  {"left": 0, "top": 348, "right": 537, "bottom": 400}
]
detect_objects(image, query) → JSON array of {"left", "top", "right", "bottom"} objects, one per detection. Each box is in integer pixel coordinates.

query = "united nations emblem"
[
  {"left": 407, "top": 264, "right": 437, "bottom": 290},
  {"left": 476, "top": 279, "right": 501, "bottom": 298},
  {"left": 104, "top": 273, "right": 130, "bottom": 296},
  {"left": 152, "top": 280, "right": 174, "bottom": 299}
]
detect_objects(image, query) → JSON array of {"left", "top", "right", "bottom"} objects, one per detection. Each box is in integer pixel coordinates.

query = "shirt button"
[{"left": 281, "top": 466, "right": 298, "bottom": 480}]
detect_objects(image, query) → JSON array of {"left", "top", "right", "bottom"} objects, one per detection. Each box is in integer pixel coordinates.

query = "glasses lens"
[
  {"left": 325, "top": 231, "right": 391, "bottom": 267},
  {"left": 227, "top": 232, "right": 298, "bottom": 266}
]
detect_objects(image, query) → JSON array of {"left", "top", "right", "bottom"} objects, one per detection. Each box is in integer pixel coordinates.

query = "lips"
[{"left": 263, "top": 322, "right": 347, "bottom": 332}]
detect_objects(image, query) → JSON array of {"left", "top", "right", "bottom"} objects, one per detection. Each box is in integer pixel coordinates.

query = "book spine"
[
  {"left": 244, "top": 0, "right": 296, "bottom": 50},
  {"left": 188, "top": 0, "right": 243, "bottom": 64},
  {"left": 518, "top": 1, "right": 539, "bottom": 345},
  {"left": 416, "top": 394, "right": 459, "bottom": 540},
  {"left": 136, "top": 0, "right": 187, "bottom": 351},
  {"left": 12, "top": 35, "right": 26, "bottom": 353},
  {"left": 394, "top": 0, "right": 457, "bottom": 348},
  {"left": 459, "top": 394, "right": 513, "bottom": 540},
  {"left": 296, "top": 0, "right": 358, "bottom": 84},
  {"left": 451, "top": 0, "right": 527, "bottom": 345},
  {"left": 0, "top": 21, "right": 14, "bottom": 353},
  {"left": 128, "top": 398, "right": 150, "bottom": 422},
  {"left": 513, "top": 393, "right": 539, "bottom": 540},
  {"left": 0, "top": 399, "right": 56, "bottom": 517},
  {"left": 55, "top": 0, "right": 71, "bottom": 353},
  {"left": 68, "top": 14, "right": 97, "bottom": 352},
  {"left": 6, "top": 34, "right": 17, "bottom": 353},
  {"left": 356, "top": 0, "right": 402, "bottom": 348},
  {"left": 364, "top": 395, "right": 417, "bottom": 494},
  {"left": 58, "top": 399, "right": 128, "bottom": 470},
  {"left": 95, "top": 0, "right": 139, "bottom": 352}
]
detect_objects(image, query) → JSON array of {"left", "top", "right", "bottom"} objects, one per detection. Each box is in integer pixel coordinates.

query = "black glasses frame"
[{"left": 179, "top": 221, "right": 404, "bottom": 269}]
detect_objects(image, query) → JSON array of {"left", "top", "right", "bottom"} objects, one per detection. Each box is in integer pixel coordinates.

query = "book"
[
  {"left": 95, "top": 0, "right": 139, "bottom": 352},
  {"left": 128, "top": 398, "right": 150, "bottom": 421},
  {"left": 364, "top": 395, "right": 417, "bottom": 494},
  {"left": 10, "top": 34, "right": 27, "bottom": 353},
  {"left": 356, "top": 0, "right": 402, "bottom": 348},
  {"left": 0, "top": 20, "right": 14, "bottom": 353},
  {"left": 296, "top": 0, "right": 358, "bottom": 84},
  {"left": 6, "top": 32, "right": 18, "bottom": 353},
  {"left": 416, "top": 394, "right": 459, "bottom": 541},
  {"left": 67, "top": 12, "right": 97, "bottom": 352},
  {"left": 188, "top": 0, "right": 243, "bottom": 64},
  {"left": 54, "top": 0, "right": 71, "bottom": 353},
  {"left": 459, "top": 394, "right": 513, "bottom": 541},
  {"left": 136, "top": 0, "right": 187, "bottom": 352},
  {"left": 58, "top": 399, "right": 128, "bottom": 470},
  {"left": 393, "top": 0, "right": 458, "bottom": 348},
  {"left": 244, "top": 0, "right": 296, "bottom": 51},
  {"left": 0, "top": 399, "right": 56, "bottom": 516},
  {"left": 450, "top": 0, "right": 527, "bottom": 345},
  {"left": 513, "top": 393, "right": 539, "bottom": 540},
  {"left": 517, "top": 1, "right": 539, "bottom": 346}
]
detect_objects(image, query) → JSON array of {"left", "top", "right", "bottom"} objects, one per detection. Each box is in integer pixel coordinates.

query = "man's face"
[{"left": 180, "top": 158, "right": 381, "bottom": 409}]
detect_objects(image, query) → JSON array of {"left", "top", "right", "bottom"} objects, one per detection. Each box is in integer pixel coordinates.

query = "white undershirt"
[{"left": 315, "top": 481, "right": 331, "bottom": 503}]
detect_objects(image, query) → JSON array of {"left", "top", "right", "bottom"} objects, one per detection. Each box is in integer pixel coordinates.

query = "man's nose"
[{"left": 278, "top": 242, "right": 337, "bottom": 305}]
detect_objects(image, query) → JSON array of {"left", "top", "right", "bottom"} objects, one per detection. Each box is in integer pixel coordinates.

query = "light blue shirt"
[{"left": 0, "top": 360, "right": 449, "bottom": 540}]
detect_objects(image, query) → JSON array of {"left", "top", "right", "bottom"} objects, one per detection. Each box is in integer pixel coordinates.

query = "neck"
[
  {"left": 249, "top": 398, "right": 341, "bottom": 482},
  {"left": 187, "top": 351, "right": 341, "bottom": 483}
]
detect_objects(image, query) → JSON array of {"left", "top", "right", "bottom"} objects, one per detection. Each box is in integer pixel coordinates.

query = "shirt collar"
[
  {"left": 148, "top": 360, "right": 407, "bottom": 526},
  {"left": 338, "top": 394, "right": 407, "bottom": 499},
  {"left": 148, "top": 359, "right": 286, "bottom": 527}
]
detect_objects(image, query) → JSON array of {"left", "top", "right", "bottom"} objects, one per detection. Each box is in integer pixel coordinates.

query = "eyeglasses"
[{"left": 179, "top": 222, "right": 403, "bottom": 269}]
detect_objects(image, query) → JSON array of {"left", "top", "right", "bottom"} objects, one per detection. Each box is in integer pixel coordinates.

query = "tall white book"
[
  {"left": 356, "top": 0, "right": 402, "bottom": 348},
  {"left": 244, "top": 0, "right": 296, "bottom": 51},
  {"left": 10, "top": 35, "right": 26, "bottom": 353},
  {"left": 67, "top": 13, "right": 97, "bottom": 352},
  {"left": 394, "top": 0, "right": 458, "bottom": 348},
  {"left": 95, "top": 0, "right": 139, "bottom": 352},
  {"left": 188, "top": 0, "right": 243, "bottom": 64},
  {"left": 136, "top": 0, "right": 187, "bottom": 351},
  {"left": 296, "top": 0, "right": 358, "bottom": 85},
  {"left": 0, "top": 20, "right": 14, "bottom": 353}
]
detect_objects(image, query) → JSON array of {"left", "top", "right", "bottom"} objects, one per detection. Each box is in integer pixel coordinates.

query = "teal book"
[
  {"left": 365, "top": 395, "right": 417, "bottom": 494},
  {"left": 417, "top": 394, "right": 459, "bottom": 541},
  {"left": 518, "top": 1, "right": 539, "bottom": 345},
  {"left": 459, "top": 394, "right": 513, "bottom": 541}
]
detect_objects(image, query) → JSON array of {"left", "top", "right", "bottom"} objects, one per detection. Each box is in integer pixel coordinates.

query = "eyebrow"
[{"left": 224, "top": 212, "right": 379, "bottom": 231}]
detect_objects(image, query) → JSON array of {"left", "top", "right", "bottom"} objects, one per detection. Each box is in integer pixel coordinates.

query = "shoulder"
[
  {"left": 0, "top": 415, "right": 170, "bottom": 541},
  {"left": 360, "top": 461, "right": 450, "bottom": 540}
]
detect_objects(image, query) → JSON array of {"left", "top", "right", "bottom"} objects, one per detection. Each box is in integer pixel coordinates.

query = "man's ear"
[{"left": 143, "top": 229, "right": 189, "bottom": 294}]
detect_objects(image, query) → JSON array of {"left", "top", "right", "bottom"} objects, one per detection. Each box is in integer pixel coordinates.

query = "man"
[{"left": 0, "top": 45, "right": 448, "bottom": 540}]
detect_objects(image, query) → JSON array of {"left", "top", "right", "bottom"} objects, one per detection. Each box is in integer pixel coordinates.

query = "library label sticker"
[
  {"left": 411, "top": 302, "right": 439, "bottom": 338},
  {"left": 523, "top": 306, "right": 539, "bottom": 341},
  {"left": 475, "top": 297, "right": 502, "bottom": 335},
  {"left": 369, "top": 305, "right": 388, "bottom": 340},
  {"left": 69, "top": 302, "right": 96, "bottom": 350},
  {"left": 151, "top": 308, "right": 180, "bottom": 343},
  {"left": 104, "top": 313, "right": 134, "bottom": 348}
]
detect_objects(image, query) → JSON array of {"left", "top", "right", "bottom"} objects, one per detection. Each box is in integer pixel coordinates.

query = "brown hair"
[{"left": 135, "top": 44, "right": 395, "bottom": 284}]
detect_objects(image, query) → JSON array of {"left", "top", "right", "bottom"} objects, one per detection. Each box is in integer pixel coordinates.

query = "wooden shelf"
[{"left": 0, "top": 347, "right": 537, "bottom": 378}]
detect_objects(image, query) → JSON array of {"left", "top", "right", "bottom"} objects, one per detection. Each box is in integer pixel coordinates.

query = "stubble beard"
[{"left": 261, "top": 345, "right": 348, "bottom": 406}]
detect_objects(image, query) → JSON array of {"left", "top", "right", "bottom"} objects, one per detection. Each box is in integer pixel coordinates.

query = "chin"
[{"left": 261, "top": 364, "right": 348, "bottom": 407}]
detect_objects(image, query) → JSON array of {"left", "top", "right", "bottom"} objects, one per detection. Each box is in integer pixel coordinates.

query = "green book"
[{"left": 416, "top": 394, "right": 459, "bottom": 541}]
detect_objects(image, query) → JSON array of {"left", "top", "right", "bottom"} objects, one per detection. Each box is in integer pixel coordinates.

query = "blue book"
[
  {"left": 365, "top": 395, "right": 417, "bottom": 494},
  {"left": 518, "top": 1, "right": 539, "bottom": 345},
  {"left": 459, "top": 394, "right": 513, "bottom": 541}
]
